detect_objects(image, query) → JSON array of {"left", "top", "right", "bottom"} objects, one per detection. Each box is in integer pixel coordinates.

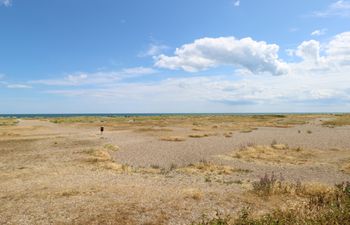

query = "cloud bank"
[
  {"left": 20, "top": 31, "right": 350, "bottom": 112},
  {"left": 155, "top": 37, "right": 289, "bottom": 75}
]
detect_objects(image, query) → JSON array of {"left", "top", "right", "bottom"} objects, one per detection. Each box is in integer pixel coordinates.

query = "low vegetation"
[
  {"left": 46, "top": 114, "right": 324, "bottom": 135},
  {"left": 341, "top": 161, "right": 350, "bottom": 174},
  {"left": 194, "top": 176, "right": 350, "bottom": 225},
  {"left": 160, "top": 136, "right": 186, "bottom": 142},
  {"left": 0, "top": 118, "right": 18, "bottom": 126},
  {"left": 233, "top": 143, "right": 313, "bottom": 164},
  {"left": 189, "top": 133, "right": 217, "bottom": 138},
  {"left": 323, "top": 114, "right": 350, "bottom": 127},
  {"left": 178, "top": 160, "right": 250, "bottom": 175}
]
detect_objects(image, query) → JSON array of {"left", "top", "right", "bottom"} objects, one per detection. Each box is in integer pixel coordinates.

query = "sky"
[{"left": 1, "top": 0, "right": 350, "bottom": 113}]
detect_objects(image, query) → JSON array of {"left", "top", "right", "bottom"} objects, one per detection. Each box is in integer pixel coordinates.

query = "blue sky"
[{"left": 1, "top": 0, "right": 350, "bottom": 113}]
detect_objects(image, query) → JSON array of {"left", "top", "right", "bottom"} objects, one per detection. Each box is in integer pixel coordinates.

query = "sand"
[{"left": 0, "top": 116, "right": 349, "bottom": 224}]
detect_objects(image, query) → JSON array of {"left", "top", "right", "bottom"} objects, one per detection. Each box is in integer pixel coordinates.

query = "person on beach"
[{"left": 100, "top": 126, "right": 104, "bottom": 135}]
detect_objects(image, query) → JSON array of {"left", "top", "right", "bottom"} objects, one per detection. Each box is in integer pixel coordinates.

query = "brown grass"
[
  {"left": 103, "top": 143, "right": 120, "bottom": 151},
  {"left": 188, "top": 133, "right": 217, "bottom": 138},
  {"left": 240, "top": 128, "right": 257, "bottom": 133},
  {"left": 233, "top": 144, "right": 313, "bottom": 164},
  {"left": 341, "top": 161, "right": 350, "bottom": 174},
  {"left": 197, "top": 181, "right": 350, "bottom": 225},
  {"left": 0, "top": 118, "right": 18, "bottom": 126},
  {"left": 178, "top": 161, "right": 250, "bottom": 175},
  {"left": 135, "top": 127, "right": 173, "bottom": 132},
  {"left": 251, "top": 173, "right": 333, "bottom": 197},
  {"left": 182, "top": 188, "right": 203, "bottom": 200},
  {"left": 160, "top": 136, "right": 186, "bottom": 142},
  {"left": 46, "top": 114, "right": 324, "bottom": 134},
  {"left": 323, "top": 114, "right": 350, "bottom": 127}
]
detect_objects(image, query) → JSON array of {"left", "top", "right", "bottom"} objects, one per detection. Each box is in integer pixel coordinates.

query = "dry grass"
[
  {"left": 340, "top": 161, "right": 350, "bottom": 174},
  {"left": 240, "top": 128, "right": 257, "bottom": 133},
  {"left": 182, "top": 188, "right": 203, "bottom": 200},
  {"left": 178, "top": 161, "right": 250, "bottom": 175},
  {"left": 323, "top": 114, "right": 350, "bottom": 127},
  {"left": 0, "top": 118, "right": 18, "bottom": 126},
  {"left": 81, "top": 148, "right": 133, "bottom": 173},
  {"left": 188, "top": 133, "right": 217, "bottom": 138},
  {"left": 224, "top": 132, "right": 233, "bottom": 137},
  {"left": 251, "top": 173, "right": 333, "bottom": 197},
  {"left": 160, "top": 136, "right": 186, "bottom": 142},
  {"left": 103, "top": 143, "right": 120, "bottom": 151},
  {"left": 135, "top": 127, "right": 173, "bottom": 132},
  {"left": 195, "top": 179, "right": 350, "bottom": 225},
  {"left": 233, "top": 144, "right": 313, "bottom": 164},
  {"left": 81, "top": 147, "right": 171, "bottom": 175},
  {"left": 46, "top": 114, "right": 323, "bottom": 134}
]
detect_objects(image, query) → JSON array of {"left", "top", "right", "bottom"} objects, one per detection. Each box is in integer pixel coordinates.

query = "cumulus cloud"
[
  {"left": 312, "top": 0, "right": 350, "bottom": 17},
  {"left": 0, "top": 0, "right": 11, "bottom": 7},
  {"left": 155, "top": 37, "right": 289, "bottom": 75},
  {"left": 295, "top": 40, "right": 322, "bottom": 64},
  {"left": 31, "top": 67, "right": 157, "bottom": 86},
  {"left": 31, "top": 31, "right": 350, "bottom": 112},
  {"left": 234, "top": 0, "right": 240, "bottom": 7},
  {"left": 325, "top": 31, "right": 350, "bottom": 66},
  {"left": 288, "top": 31, "right": 350, "bottom": 74},
  {"left": 311, "top": 29, "right": 327, "bottom": 36}
]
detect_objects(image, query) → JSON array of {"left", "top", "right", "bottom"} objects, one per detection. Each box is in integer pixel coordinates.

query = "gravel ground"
[{"left": 0, "top": 117, "right": 349, "bottom": 225}]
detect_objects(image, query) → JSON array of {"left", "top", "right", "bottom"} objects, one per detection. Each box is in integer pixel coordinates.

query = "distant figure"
[{"left": 100, "top": 126, "right": 104, "bottom": 135}]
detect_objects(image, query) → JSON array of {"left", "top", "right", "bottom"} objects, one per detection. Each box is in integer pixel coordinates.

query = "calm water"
[{"left": 0, "top": 113, "right": 339, "bottom": 118}]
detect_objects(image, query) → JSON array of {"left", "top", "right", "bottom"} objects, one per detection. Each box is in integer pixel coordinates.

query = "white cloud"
[
  {"left": 312, "top": 0, "right": 350, "bottom": 17},
  {"left": 138, "top": 43, "right": 169, "bottom": 57},
  {"left": 0, "top": 0, "right": 11, "bottom": 7},
  {"left": 295, "top": 40, "right": 322, "bottom": 64},
  {"left": 325, "top": 31, "right": 350, "bottom": 66},
  {"left": 278, "top": 31, "right": 350, "bottom": 75},
  {"left": 7, "top": 84, "right": 32, "bottom": 89},
  {"left": 29, "top": 31, "right": 350, "bottom": 112},
  {"left": 45, "top": 71, "right": 350, "bottom": 112},
  {"left": 234, "top": 0, "right": 240, "bottom": 7},
  {"left": 155, "top": 36, "right": 289, "bottom": 75},
  {"left": 31, "top": 67, "right": 157, "bottom": 86},
  {"left": 311, "top": 29, "right": 327, "bottom": 36}
]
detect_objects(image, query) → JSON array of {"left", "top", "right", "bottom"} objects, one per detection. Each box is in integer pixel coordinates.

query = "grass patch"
[
  {"left": 240, "top": 128, "right": 257, "bottom": 133},
  {"left": 341, "top": 161, "right": 350, "bottom": 174},
  {"left": 0, "top": 118, "right": 18, "bottom": 126},
  {"left": 182, "top": 188, "right": 203, "bottom": 200},
  {"left": 178, "top": 161, "right": 250, "bottom": 175},
  {"left": 233, "top": 144, "right": 313, "bottom": 164},
  {"left": 160, "top": 136, "right": 186, "bottom": 142},
  {"left": 193, "top": 181, "right": 350, "bottom": 225},
  {"left": 322, "top": 114, "right": 350, "bottom": 127},
  {"left": 188, "top": 133, "right": 217, "bottom": 138},
  {"left": 135, "top": 127, "right": 173, "bottom": 132},
  {"left": 103, "top": 144, "right": 120, "bottom": 151}
]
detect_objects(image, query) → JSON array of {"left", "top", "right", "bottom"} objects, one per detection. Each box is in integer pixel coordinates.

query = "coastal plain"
[{"left": 1, "top": 114, "right": 350, "bottom": 224}]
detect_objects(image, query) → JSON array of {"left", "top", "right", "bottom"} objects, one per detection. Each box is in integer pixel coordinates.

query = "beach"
[{"left": 1, "top": 114, "right": 350, "bottom": 224}]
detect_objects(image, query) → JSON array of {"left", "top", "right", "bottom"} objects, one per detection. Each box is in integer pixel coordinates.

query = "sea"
[{"left": 0, "top": 112, "right": 341, "bottom": 118}]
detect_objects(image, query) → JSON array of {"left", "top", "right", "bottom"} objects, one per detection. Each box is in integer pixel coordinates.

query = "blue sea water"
[{"left": 0, "top": 113, "right": 339, "bottom": 118}]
